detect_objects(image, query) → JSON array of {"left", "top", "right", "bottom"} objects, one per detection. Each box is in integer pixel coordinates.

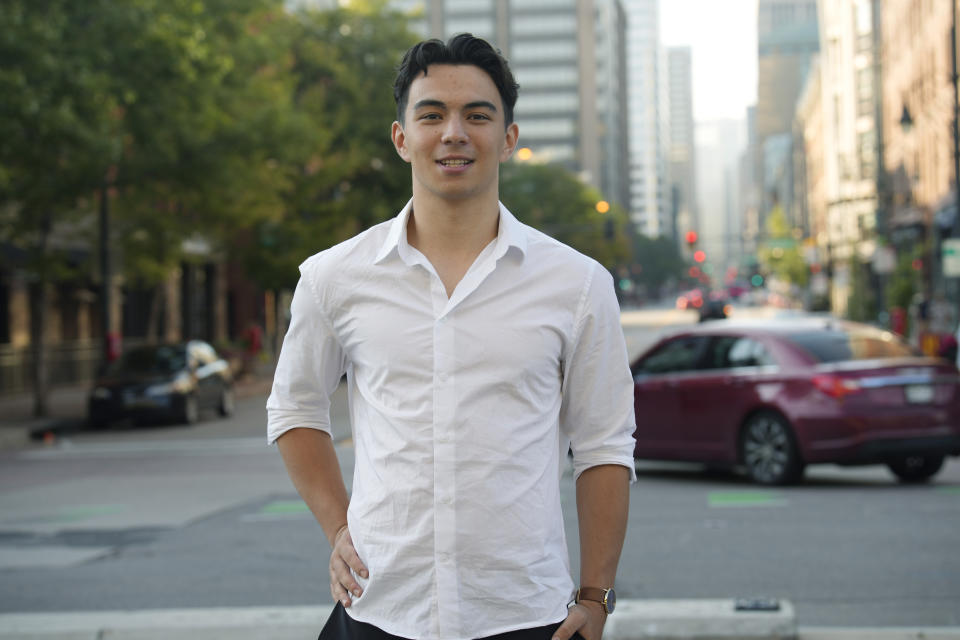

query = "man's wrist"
[{"left": 575, "top": 586, "right": 616, "bottom": 615}]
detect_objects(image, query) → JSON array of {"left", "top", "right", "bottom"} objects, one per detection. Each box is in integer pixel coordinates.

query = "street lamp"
[{"left": 899, "top": 104, "right": 914, "bottom": 134}]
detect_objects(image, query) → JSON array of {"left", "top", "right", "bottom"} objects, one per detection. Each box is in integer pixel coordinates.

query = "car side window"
[
  {"left": 638, "top": 336, "right": 709, "bottom": 375},
  {"left": 728, "top": 337, "right": 775, "bottom": 368},
  {"left": 705, "top": 336, "right": 774, "bottom": 369}
]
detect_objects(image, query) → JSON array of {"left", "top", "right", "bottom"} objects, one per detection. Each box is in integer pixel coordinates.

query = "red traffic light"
[
  {"left": 693, "top": 250, "right": 706, "bottom": 263},
  {"left": 685, "top": 230, "right": 698, "bottom": 245}
]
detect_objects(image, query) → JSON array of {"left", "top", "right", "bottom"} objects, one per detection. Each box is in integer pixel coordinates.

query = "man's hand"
[
  {"left": 329, "top": 525, "right": 369, "bottom": 607},
  {"left": 552, "top": 602, "right": 606, "bottom": 640}
]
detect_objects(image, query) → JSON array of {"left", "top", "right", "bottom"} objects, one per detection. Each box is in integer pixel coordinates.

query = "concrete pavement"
[
  {"left": 0, "top": 371, "right": 273, "bottom": 452},
  {"left": 1, "top": 602, "right": 959, "bottom": 639}
]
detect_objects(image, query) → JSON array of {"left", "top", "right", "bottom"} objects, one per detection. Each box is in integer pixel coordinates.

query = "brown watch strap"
[{"left": 576, "top": 587, "right": 607, "bottom": 605}]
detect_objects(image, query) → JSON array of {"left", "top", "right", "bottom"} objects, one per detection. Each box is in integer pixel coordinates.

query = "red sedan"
[{"left": 630, "top": 317, "right": 960, "bottom": 485}]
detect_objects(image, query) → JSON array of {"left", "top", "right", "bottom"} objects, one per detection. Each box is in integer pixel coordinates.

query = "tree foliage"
[
  {"left": 233, "top": 2, "right": 419, "bottom": 291},
  {"left": 499, "top": 161, "right": 631, "bottom": 269},
  {"left": 758, "top": 204, "right": 808, "bottom": 287},
  {"left": 629, "top": 233, "right": 686, "bottom": 295}
]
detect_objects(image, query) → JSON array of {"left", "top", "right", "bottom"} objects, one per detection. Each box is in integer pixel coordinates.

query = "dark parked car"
[
  {"left": 698, "top": 297, "right": 730, "bottom": 322},
  {"left": 88, "top": 341, "right": 234, "bottom": 427},
  {"left": 631, "top": 318, "right": 960, "bottom": 485}
]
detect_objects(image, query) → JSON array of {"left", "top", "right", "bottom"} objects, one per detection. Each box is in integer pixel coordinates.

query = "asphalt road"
[{"left": 0, "top": 311, "right": 958, "bottom": 628}]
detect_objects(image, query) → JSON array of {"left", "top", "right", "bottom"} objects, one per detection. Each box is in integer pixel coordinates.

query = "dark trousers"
[{"left": 318, "top": 602, "right": 585, "bottom": 640}]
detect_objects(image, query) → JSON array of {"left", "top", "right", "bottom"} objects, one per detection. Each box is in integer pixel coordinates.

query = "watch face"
[{"left": 605, "top": 588, "right": 616, "bottom": 614}]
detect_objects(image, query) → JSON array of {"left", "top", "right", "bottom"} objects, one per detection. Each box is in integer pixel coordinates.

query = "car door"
[
  {"left": 632, "top": 335, "right": 711, "bottom": 458},
  {"left": 677, "top": 336, "right": 777, "bottom": 461}
]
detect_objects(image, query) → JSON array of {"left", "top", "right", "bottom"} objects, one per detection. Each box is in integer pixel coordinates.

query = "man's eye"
[
  {"left": 420, "top": 113, "right": 441, "bottom": 120},
  {"left": 468, "top": 113, "right": 491, "bottom": 120}
]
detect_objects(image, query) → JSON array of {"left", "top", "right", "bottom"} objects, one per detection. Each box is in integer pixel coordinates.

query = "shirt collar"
[{"left": 374, "top": 200, "right": 528, "bottom": 265}]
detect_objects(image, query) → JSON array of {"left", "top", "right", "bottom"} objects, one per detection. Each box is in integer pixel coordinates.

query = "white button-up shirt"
[{"left": 267, "top": 201, "right": 636, "bottom": 640}]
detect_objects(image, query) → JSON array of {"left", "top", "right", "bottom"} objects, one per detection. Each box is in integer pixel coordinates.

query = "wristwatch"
[{"left": 575, "top": 587, "right": 616, "bottom": 614}]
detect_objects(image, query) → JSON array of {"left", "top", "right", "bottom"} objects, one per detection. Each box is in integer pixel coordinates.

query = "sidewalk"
[
  {"left": 0, "top": 369, "right": 273, "bottom": 453},
  {"left": 1, "top": 602, "right": 959, "bottom": 640}
]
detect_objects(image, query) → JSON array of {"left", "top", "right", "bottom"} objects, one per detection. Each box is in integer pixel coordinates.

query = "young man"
[{"left": 267, "top": 34, "right": 636, "bottom": 640}]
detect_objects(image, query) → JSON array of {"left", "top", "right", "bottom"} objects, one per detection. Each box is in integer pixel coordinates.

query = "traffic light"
[
  {"left": 685, "top": 230, "right": 698, "bottom": 246},
  {"left": 693, "top": 250, "right": 706, "bottom": 263}
]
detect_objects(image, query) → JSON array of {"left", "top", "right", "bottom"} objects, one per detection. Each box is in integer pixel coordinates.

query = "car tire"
[
  {"left": 180, "top": 394, "right": 199, "bottom": 425},
  {"left": 739, "top": 411, "right": 805, "bottom": 485},
  {"left": 886, "top": 454, "right": 944, "bottom": 483},
  {"left": 218, "top": 387, "right": 235, "bottom": 418}
]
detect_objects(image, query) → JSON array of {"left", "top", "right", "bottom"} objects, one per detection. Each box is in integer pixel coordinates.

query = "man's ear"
[
  {"left": 391, "top": 121, "right": 411, "bottom": 163},
  {"left": 500, "top": 122, "right": 520, "bottom": 162}
]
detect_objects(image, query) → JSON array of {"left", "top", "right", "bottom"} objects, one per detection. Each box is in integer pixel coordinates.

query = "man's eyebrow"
[{"left": 411, "top": 99, "right": 498, "bottom": 112}]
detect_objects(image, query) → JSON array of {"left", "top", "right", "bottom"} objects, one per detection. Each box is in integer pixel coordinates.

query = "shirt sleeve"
[
  {"left": 559, "top": 262, "right": 637, "bottom": 482},
  {"left": 266, "top": 264, "right": 346, "bottom": 445}
]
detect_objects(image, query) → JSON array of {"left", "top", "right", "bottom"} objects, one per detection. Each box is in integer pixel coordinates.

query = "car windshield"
[
  {"left": 109, "top": 346, "right": 187, "bottom": 375},
  {"left": 784, "top": 329, "right": 917, "bottom": 362}
]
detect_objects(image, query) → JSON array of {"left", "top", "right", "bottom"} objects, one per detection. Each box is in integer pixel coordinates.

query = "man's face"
[{"left": 391, "top": 64, "right": 519, "bottom": 205}]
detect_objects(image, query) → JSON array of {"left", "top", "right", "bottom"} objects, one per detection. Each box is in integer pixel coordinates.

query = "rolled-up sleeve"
[
  {"left": 266, "top": 265, "right": 346, "bottom": 445},
  {"left": 559, "top": 262, "right": 637, "bottom": 481}
]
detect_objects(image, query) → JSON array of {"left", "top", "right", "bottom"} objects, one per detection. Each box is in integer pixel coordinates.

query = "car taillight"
[{"left": 812, "top": 374, "right": 862, "bottom": 399}]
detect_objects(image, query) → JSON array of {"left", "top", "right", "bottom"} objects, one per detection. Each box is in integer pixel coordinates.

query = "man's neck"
[
  {"left": 406, "top": 191, "right": 501, "bottom": 297},
  {"left": 406, "top": 192, "right": 500, "bottom": 259}
]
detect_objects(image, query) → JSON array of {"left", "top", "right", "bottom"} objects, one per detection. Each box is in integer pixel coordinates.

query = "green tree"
[
  {"left": 231, "top": 3, "right": 419, "bottom": 299},
  {"left": 499, "top": 161, "right": 631, "bottom": 269},
  {"left": 1, "top": 0, "right": 127, "bottom": 415},
  {"left": 0, "top": 0, "right": 295, "bottom": 413},
  {"left": 629, "top": 234, "right": 686, "bottom": 297},
  {"left": 758, "top": 204, "right": 808, "bottom": 288}
]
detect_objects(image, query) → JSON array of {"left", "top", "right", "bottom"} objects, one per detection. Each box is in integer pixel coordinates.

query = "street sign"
[{"left": 943, "top": 238, "right": 960, "bottom": 277}]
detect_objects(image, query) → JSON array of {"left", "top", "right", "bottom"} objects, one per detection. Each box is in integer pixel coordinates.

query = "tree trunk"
[
  {"left": 31, "top": 214, "right": 53, "bottom": 418},
  {"left": 145, "top": 285, "right": 164, "bottom": 343}
]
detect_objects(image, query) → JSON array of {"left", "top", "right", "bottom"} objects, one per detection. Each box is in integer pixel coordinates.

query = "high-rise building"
[
  {"left": 391, "top": 0, "right": 630, "bottom": 209},
  {"left": 755, "top": 0, "right": 819, "bottom": 220},
  {"left": 667, "top": 46, "right": 696, "bottom": 249},
  {"left": 623, "top": 0, "right": 670, "bottom": 237}
]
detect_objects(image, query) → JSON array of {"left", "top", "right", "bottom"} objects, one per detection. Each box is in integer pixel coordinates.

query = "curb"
[
  {"left": 1, "top": 602, "right": 958, "bottom": 640},
  {"left": 0, "top": 376, "right": 273, "bottom": 453}
]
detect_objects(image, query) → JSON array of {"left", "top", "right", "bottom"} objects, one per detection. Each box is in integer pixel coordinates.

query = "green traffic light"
[{"left": 750, "top": 274, "right": 764, "bottom": 287}]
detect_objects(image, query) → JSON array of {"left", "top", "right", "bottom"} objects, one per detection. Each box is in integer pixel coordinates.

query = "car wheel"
[
  {"left": 886, "top": 454, "right": 944, "bottom": 483},
  {"left": 180, "top": 394, "right": 199, "bottom": 425},
  {"left": 218, "top": 387, "right": 235, "bottom": 417},
  {"left": 740, "top": 411, "right": 804, "bottom": 485}
]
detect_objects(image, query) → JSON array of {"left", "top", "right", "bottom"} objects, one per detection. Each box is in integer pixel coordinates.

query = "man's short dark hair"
[{"left": 393, "top": 33, "right": 520, "bottom": 126}]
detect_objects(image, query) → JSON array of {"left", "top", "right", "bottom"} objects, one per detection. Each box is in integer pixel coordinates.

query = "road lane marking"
[
  {"left": 708, "top": 491, "right": 786, "bottom": 507},
  {"left": 17, "top": 437, "right": 267, "bottom": 459},
  {"left": 240, "top": 499, "right": 312, "bottom": 522}
]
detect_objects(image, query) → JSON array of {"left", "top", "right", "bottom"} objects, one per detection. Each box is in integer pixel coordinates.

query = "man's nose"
[{"left": 441, "top": 118, "right": 468, "bottom": 144}]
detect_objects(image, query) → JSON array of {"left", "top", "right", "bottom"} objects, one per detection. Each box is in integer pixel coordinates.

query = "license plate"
[{"left": 905, "top": 385, "right": 934, "bottom": 404}]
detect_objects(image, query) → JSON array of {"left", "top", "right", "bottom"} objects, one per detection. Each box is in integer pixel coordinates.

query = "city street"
[{"left": 0, "top": 309, "right": 958, "bottom": 629}]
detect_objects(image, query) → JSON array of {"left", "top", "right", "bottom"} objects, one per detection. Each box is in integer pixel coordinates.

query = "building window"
[
  {"left": 445, "top": 0, "right": 494, "bottom": 12},
  {"left": 446, "top": 17, "right": 494, "bottom": 39},
  {"left": 511, "top": 40, "right": 578, "bottom": 62},
  {"left": 514, "top": 65, "right": 577, "bottom": 88},
  {"left": 511, "top": 13, "right": 576, "bottom": 36},
  {"left": 515, "top": 117, "right": 576, "bottom": 138},
  {"left": 858, "top": 129, "right": 876, "bottom": 179},
  {"left": 516, "top": 91, "right": 579, "bottom": 113},
  {"left": 510, "top": 0, "right": 575, "bottom": 9}
]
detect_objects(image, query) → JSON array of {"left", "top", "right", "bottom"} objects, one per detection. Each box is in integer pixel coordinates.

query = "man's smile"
[{"left": 437, "top": 157, "right": 473, "bottom": 167}]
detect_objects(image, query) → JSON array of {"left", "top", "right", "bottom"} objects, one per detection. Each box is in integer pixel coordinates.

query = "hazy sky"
[{"left": 660, "top": 0, "right": 758, "bottom": 123}]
